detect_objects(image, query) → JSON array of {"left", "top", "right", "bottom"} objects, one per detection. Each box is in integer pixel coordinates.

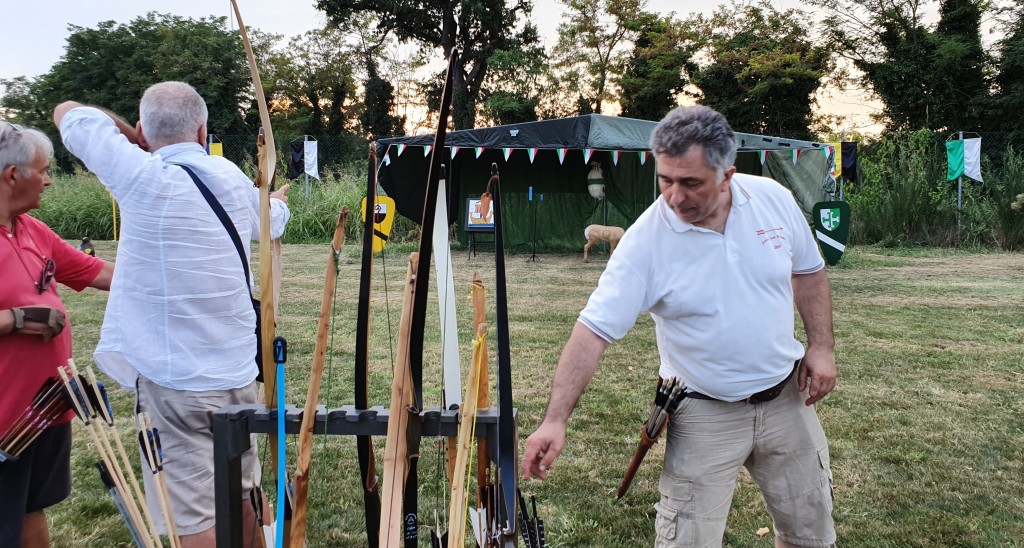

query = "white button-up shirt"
[{"left": 60, "top": 107, "right": 290, "bottom": 391}]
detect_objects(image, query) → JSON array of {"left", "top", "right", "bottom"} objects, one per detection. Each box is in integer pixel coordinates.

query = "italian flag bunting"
[
  {"left": 503, "top": 148, "right": 512, "bottom": 161},
  {"left": 423, "top": 145, "right": 432, "bottom": 157},
  {"left": 583, "top": 148, "right": 594, "bottom": 164},
  {"left": 451, "top": 146, "right": 460, "bottom": 159},
  {"left": 557, "top": 149, "right": 567, "bottom": 165},
  {"left": 528, "top": 148, "right": 538, "bottom": 163},
  {"left": 612, "top": 150, "right": 620, "bottom": 166},
  {"left": 382, "top": 153, "right": 391, "bottom": 166},
  {"left": 639, "top": 151, "right": 648, "bottom": 165},
  {"left": 791, "top": 149, "right": 799, "bottom": 165},
  {"left": 396, "top": 143, "right": 406, "bottom": 157},
  {"left": 475, "top": 147, "right": 485, "bottom": 158},
  {"left": 758, "top": 150, "right": 768, "bottom": 165}
]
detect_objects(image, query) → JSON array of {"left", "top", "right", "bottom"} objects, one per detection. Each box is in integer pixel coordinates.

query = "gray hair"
[
  {"left": 649, "top": 105, "right": 737, "bottom": 180},
  {"left": 139, "top": 81, "right": 208, "bottom": 145},
  {"left": 0, "top": 122, "right": 54, "bottom": 177}
]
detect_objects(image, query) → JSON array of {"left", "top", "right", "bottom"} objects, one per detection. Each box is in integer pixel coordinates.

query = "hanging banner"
[
  {"left": 286, "top": 141, "right": 304, "bottom": 179},
  {"left": 841, "top": 142, "right": 858, "bottom": 182},
  {"left": 827, "top": 142, "right": 842, "bottom": 177},
  {"left": 812, "top": 201, "right": 851, "bottom": 266},
  {"left": 964, "top": 138, "right": 982, "bottom": 181},
  {"left": 304, "top": 140, "right": 319, "bottom": 180},
  {"left": 946, "top": 140, "right": 965, "bottom": 181},
  {"left": 208, "top": 143, "right": 223, "bottom": 157}
]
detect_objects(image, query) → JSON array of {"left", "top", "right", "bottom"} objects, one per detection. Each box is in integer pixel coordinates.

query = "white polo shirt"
[
  {"left": 578, "top": 173, "right": 824, "bottom": 401},
  {"left": 60, "top": 107, "right": 290, "bottom": 391}
]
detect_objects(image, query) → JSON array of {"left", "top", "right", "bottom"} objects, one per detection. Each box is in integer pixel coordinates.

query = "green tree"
[
  {"left": 690, "top": 1, "right": 832, "bottom": 140},
  {"left": 315, "top": 0, "right": 537, "bottom": 129},
  {"left": 617, "top": 13, "right": 697, "bottom": 121},
  {"left": 931, "top": 0, "right": 987, "bottom": 130},
  {"left": 479, "top": 48, "right": 546, "bottom": 125},
  {"left": 269, "top": 27, "right": 359, "bottom": 136},
  {"left": 550, "top": 0, "right": 645, "bottom": 115},
  {"left": 992, "top": 5, "right": 1024, "bottom": 133},
  {"left": 1, "top": 13, "right": 250, "bottom": 135},
  {"left": 361, "top": 57, "right": 406, "bottom": 139}
]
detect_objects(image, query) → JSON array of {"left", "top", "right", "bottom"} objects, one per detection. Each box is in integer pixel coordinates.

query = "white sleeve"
[
  {"left": 60, "top": 107, "right": 151, "bottom": 202},
  {"left": 577, "top": 229, "right": 653, "bottom": 343},
  {"left": 246, "top": 189, "right": 291, "bottom": 241}
]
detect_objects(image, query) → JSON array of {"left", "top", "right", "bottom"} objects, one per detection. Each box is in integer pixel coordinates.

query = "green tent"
[{"left": 376, "top": 114, "right": 833, "bottom": 249}]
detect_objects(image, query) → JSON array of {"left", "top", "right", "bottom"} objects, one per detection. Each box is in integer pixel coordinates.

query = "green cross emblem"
[{"left": 820, "top": 208, "right": 841, "bottom": 231}]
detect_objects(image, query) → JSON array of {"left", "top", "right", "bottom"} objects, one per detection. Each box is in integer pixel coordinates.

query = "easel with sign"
[{"left": 465, "top": 196, "right": 495, "bottom": 259}]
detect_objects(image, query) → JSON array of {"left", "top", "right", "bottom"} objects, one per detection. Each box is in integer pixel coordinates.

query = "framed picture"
[{"left": 466, "top": 196, "right": 494, "bottom": 232}]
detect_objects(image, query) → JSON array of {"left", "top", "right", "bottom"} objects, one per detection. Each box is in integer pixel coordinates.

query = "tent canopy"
[{"left": 376, "top": 114, "right": 834, "bottom": 249}]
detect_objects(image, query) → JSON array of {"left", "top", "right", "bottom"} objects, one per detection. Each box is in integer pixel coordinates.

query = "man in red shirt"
[{"left": 0, "top": 121, "right": 113, "bottom": 547}]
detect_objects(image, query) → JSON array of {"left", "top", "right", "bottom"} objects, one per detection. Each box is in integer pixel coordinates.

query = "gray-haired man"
[{"left": 521, "top": 105, "right": 838, "bottom": 547}]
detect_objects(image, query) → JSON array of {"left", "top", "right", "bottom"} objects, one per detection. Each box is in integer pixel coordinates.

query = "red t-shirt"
[{"left": 0, "top": 215, "right": 104, "bottom": 434}]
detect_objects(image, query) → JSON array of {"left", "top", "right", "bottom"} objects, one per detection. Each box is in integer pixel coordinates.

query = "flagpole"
[
  {"left": 957, "top": 131, "right": 963, "bottom": 245},
  {"left": 304, "top": 134, "right": 310, "bottom": 200}
]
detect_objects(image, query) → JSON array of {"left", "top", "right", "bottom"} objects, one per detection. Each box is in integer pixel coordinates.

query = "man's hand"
[
  {"left": 521, "top": 420, "right": 567, "bottom": 481},
  {"left": 8, "top": 306, "right": 67, "bottom": 341},
  {"left": 270, "top": 184, "right": 290, "bottom": 204},
  {"left": 798, "top": 345, "right": 837, "bottom": 406}
]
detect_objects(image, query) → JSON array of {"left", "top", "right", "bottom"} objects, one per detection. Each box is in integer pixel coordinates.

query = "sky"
[{"left": 1, "top": 0, "right": 883, "bottom": 134}]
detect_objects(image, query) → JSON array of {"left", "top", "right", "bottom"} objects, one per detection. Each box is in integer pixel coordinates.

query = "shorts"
[
  {"left": 0, "top": 422, "right": 73, "bottom": 545},
  {"left": 654, "top": 374, "right": 836, "bottom": 547},
  {"left": 136, "top": 377, "right": 262, "bottom": 536}
]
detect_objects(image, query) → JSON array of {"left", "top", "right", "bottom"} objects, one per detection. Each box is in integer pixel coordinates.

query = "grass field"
[{"left": 49, "top": 241, "right": 1024, "bottom": 547}]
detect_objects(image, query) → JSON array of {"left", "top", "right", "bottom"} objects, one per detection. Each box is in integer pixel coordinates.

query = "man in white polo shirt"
[
  {"left": 522, "top": 105, "right": 837, "bottom": 547},
  {"left": 54, "top": 82, "right": 289, "bottom": 548}
]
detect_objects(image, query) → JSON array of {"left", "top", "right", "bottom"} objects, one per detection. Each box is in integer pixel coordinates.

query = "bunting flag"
[
  {"left": 639, "top": 151, "right": 648, "bottom": 165},
  {"left": 791, "top": 149, "right": 800, "bottom": 165},
  {"left": 612, "top": 150, "right": 620, "bottom": 165},
  {"left": 503, "top": 148, "right": 512, "bottom": 161},
  {"left": 451, "top": 146, "right": 461, "bottom": 159},
  {"left": 557, "top": 149, "right": 566, "bottom": 164},
  {"left": 423, "top": 145, "right": 432, "bottom": 157},
  {"left": 583, "top": 148, "right": 594, "bottom": 164},
  {"left": 528, "top": 148, "right": 538, "bottom": 163},
  {"left": 475, "top": 147, "right": 485, "bottom": 158},
  {"left": 758, "top": 150, "right": 767, "bottom": 165},
  {"left": 396, "top": 143, "right": 406, "bottom": 157},
  {"left": 382, "top": 153, "right": 391, "bottom": 166}
]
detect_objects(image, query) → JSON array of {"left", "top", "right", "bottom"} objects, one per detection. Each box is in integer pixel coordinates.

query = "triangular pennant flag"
[
  {"left": 758, "top": 150, "right": 767, "bottom": 165},
  {"left": 791, "top": 149, "right": 799, "bottom": 165},
  {"left": 583, "top": 148, "right": 594, "bottom": 164},
  {"left": 557, "top": 149, "right": 566, "bottom": 164},
  {"left": 451, "top": 146, "right": 460, "bottom": 159},
  {"left": 475, "top": 147, "right": 485, "bottom": 158},
  {"left": 423, "top": 145, "right": 432, "bottom": 157},
  {"left": 503, "top": 148, "right": 512, "bottom": 161},
  {"left": 639, "top": 151, "right": 648, "bottom": 165},
  {"left": 528, "top": 148, "right": 538, "bottom": 163},
  {"left": 382, "top": 153, "right": 391, "bottom": 166},
  {"left": 396, "top": 143, "right": 406, "bottom": 157},
  {"left": 612, "top": 150, "right": 619, "bottom": 165}
]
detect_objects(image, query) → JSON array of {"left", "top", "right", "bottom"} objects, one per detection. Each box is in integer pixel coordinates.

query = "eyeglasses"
[{"left": 37, "top": 258, "right": 55, "bottom": 294}]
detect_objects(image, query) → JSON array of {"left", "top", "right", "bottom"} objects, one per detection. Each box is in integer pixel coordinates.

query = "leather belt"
[{"left": 685, "top": 361, "right": 799, "bottom": 404}]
